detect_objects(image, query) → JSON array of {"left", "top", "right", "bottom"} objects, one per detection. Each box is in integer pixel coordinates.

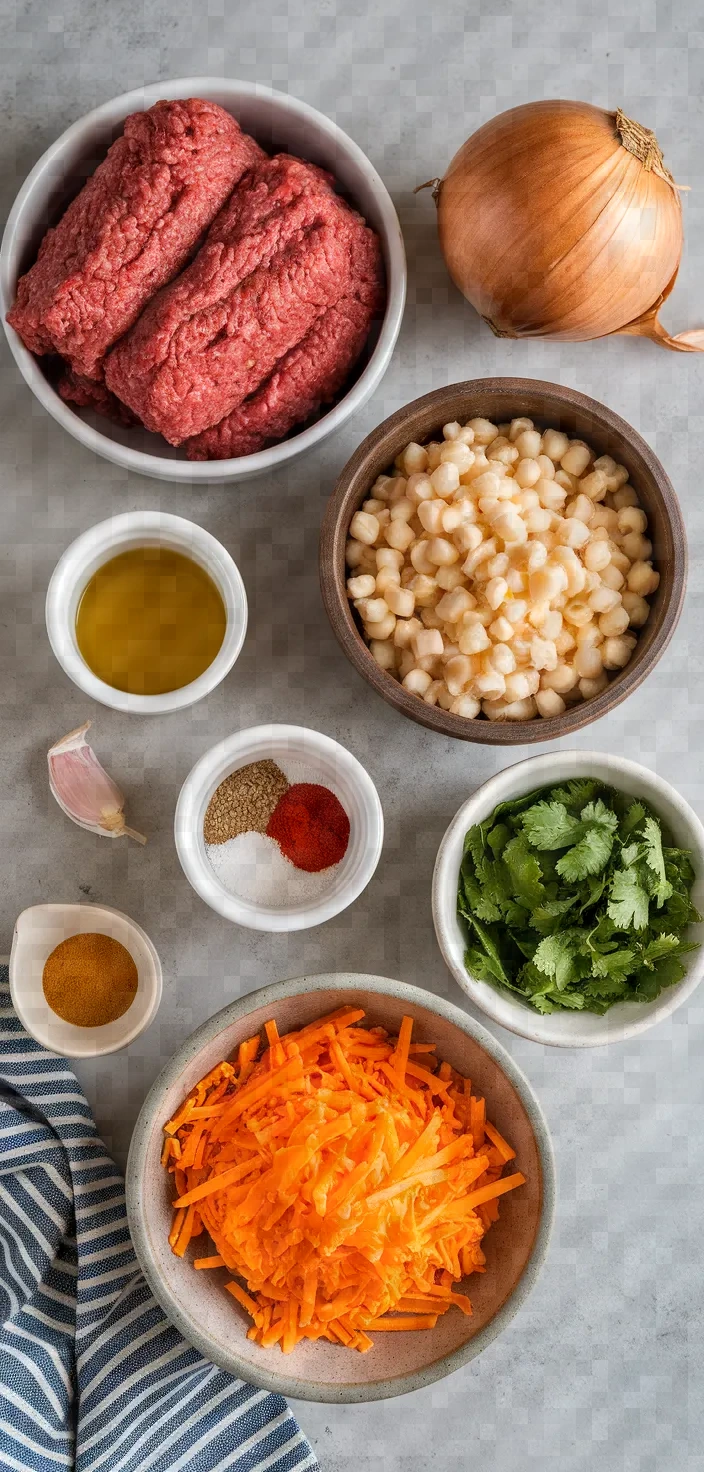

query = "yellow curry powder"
[{"left": 42, "top": 933, "right": 138, "bottom": 1028}]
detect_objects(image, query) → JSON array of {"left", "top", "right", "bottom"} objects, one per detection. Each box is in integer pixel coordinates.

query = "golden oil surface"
[{"left": 76, "top": 547, "right": 227, "bottom": 695}]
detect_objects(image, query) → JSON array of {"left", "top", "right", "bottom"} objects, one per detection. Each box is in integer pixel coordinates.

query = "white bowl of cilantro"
[{"left": 432, "top": 753, "right": 704, "bottom": 1047}]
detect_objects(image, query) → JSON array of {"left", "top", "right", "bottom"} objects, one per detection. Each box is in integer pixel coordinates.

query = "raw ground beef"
[
  {"left": 8, "top": 99, "right": 263, "bottom": 379},
  {"left": 57, "top": 368, "right": 139, "bottom": 427},
  {"left": 104, "top": 154, "right": 385, "bottom": 447},
  {"left": 186, "top": 244, "right": 384, "bottom": 460}
]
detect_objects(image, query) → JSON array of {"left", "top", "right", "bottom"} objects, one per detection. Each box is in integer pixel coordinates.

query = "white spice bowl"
[
  {"left": 45, "top": 510, "right": 248, "bottom": 714},
  {"left": 1, "top": 77, "right": 406, "bottom": 483},
  {"left": 432, "top": 751, "right": 704, "bottom": 1048},
  {"left": 175, "top": 724, "right": 384, "bottom": 931},
  {"left": 10, "top": 902, "right": 163, "bottom": 1058}
]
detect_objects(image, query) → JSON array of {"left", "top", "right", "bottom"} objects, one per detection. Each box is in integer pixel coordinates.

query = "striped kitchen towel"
[{"left": 0, "top": 968, "right": 318, "bottom": 1472}]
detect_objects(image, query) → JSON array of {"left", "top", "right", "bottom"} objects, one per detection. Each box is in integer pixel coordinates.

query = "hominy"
[{"left": 345, "top": 416, "right": 658, "bottom": 722}]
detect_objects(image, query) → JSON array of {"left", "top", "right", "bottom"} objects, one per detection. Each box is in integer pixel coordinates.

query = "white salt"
[{"left": 206, "top": 830, "right": 335, "bottom": 908}]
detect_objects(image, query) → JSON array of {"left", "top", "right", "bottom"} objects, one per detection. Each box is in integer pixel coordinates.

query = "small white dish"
[
  {"left": 175, "top": 724, "right": 384, "bottom": 932},
  {"left": 10, "top": 902, "right": 162, "bottom": 1057},
  {"left": 0, "top": 77, "right": 406, "bottom": 483},
  {"left": 432, "top": 751, "right": 704, "bottom": 1048},
  {"left": 45, "top": 510, "right": 248, "bottom": 715}
]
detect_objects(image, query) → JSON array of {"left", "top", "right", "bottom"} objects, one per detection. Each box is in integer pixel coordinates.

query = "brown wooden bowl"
[{"left": 320, "top": 378, "right": 687, "bottom": 744}]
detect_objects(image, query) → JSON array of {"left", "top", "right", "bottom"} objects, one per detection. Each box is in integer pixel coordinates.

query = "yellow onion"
[{"left": 427, "top": 99, "right": 703, "bottom": 351}]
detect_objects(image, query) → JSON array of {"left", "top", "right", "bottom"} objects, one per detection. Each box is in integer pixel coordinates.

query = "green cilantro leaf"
[
  {"left": 489, "top": 789, "right": 547, "bottom": 823},
  {"left": 475, "top": 856, "right": 513, "bottom": 910},
  {"left": 521, "top": 802, "right": 583, "bottom": 851},
  {"left": 664, "top": 847, "right": 696, "bottom": 888},
  {"left": 550, "top": 779, "right": 602, "bottom": 809},
  {"left": 578, "top": 875, "right": 608, "bottom": 913},
  {"left": 470, "top": 890, "right": 502, "bottom": 925},
  {"left": 650, "top": 891, "right": 700, "bottom": 935},
  {"left": 529, "top": 896, "right": 578, "bottom": 934},
  {"left": 487, "top": 823, "right": 511, "bottom": 858},
  {"left": 504, "top": 902, "right": 531, "bottom": 928},
  {"left": 556, "top": 827, "right": 614, "bottom": 881},
  {"left": 585, "top": 973, "right": 630, "bottom": 999},
  {"left": 463, "top": 945, "right": 508, "bottom": 989},
  {"left": 641, "top": 817, "right": 673, "bottom": 906},
  {"left": 548, "top": 989, "right": 586, "bottom": 1009},
  {"left": 463, "top": 825, "right": 486, "bottom": 871},
  {"left": 591, "top": 949, "right": 637, "bottom": 980},
  {"left": 621, "top": 800, "right": 646, "bottom": 837},
  {"left": 531, "top": 993, "right": 560, "bottom": 1013},
  {"left": 519, "top": 962, "right": 563, "bottom": 1000},
  {"left": 641, "top": 934, "right": 683, "bottom": 966},
  {"left": 463, "top": 915, "right": 509, "bottom": 986},
  {"left": 607, "top": 868, "right": 650, "bottom": 931},
  {"left": 580, "top": 799, "right": 619, "bottom": 834},
  {"left": 650, "top": 954, "right": 688, "bottom": 990},
  {"left": 461, "top": 870, "right": 499, "bottom": 924},
  {"left": 642, "top": 816, "right": 666, "bottom": 875},
  {"left": 502, "top": 835, "right": 545, "bottom": 908},
  {"left": 632, "top": 953, "right": 687, "bottom": 999},
  {"left": 532, "top": 933, "right": 579, "bottom": 990}
]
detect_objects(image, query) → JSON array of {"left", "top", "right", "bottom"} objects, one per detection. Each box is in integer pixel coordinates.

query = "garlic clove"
[{"left": 48, "top": 721, "right": 146, "bottom": 843}]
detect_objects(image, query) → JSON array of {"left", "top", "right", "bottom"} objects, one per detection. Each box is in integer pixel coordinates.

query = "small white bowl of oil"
[
  {"left": 10, "top": 902, "right": 163, "bottom": 1058},
  {"left": 45, "top": 510, "right": 248, "bottom": 715}
]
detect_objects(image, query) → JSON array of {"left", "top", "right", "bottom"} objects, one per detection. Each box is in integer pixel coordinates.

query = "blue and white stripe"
[{"left": 0, "top": 969, "right": 317, "bottom": 1472}]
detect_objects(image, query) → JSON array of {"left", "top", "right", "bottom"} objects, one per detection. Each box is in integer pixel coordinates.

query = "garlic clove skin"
[{"left": 48, "top": 721, "right": 146, "bottom": 843}]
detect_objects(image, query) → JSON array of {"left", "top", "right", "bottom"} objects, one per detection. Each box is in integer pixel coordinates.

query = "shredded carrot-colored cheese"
[{"left": 162, "top": 1009, "right": 526, "bottom": 1354}]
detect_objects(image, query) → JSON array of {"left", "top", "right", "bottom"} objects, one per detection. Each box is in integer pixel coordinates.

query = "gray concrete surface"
[{"left": 1, "top": 1, "right": 703, "bottom": 1467}]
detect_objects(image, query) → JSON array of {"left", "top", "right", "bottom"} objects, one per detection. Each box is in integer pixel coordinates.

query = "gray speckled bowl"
[{"left": 126, "top": 974, "right": 555, "bottom": 1402}]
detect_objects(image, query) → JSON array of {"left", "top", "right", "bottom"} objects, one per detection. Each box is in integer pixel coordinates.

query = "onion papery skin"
[{"left": 437, "top": 100, "right": 683, "bottom": 342}]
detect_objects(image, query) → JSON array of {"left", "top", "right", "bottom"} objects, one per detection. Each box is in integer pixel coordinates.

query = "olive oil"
[{"left": 76, "top": 547, "right": 227, "bottom": 695}]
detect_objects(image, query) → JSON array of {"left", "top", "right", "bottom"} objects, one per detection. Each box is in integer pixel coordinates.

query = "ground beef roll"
[
  {"left": 104, "top": 154, "right": 385, "bottom": 446},
  {"left": 57, "top": 368, "right": 140, "bottom": 427},
  {"left": 186, "top": 239, "right": 384, "bottom": 460},
  {"left": 7, "top": 99, "right": 263, "bottom": 379}
]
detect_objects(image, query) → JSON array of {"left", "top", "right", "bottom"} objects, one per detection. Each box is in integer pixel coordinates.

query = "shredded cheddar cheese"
[{"left": 162, "top": 1007, "right": 525, "bottom": 1353}]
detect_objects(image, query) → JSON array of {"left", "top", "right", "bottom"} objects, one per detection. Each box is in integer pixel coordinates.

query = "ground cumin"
[
  {"left": 42, "top": 933, "right": 138, "bottom": 1027},
  {"left": 203, "top": 759, "right": 290, "bottom": 844}
]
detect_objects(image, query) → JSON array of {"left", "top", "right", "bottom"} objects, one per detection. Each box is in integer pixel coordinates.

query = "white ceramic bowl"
[
  {"left": 45, "top": 510, "right": 248, "bottom": 714},
  {"left": 10, "top": 902, "right": 162, "bottom": 1058},
  {"left": 0, "top": 77, "right": 406, "bottom": 483},
  {"left": 175, "top": 724, "right": 384, "bottom": 931},
  {"left": 433, "top": 751, "right": 704, "bottom": 1048}
]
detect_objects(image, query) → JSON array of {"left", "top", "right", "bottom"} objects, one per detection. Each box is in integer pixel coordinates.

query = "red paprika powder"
[{"left": 266, "top": 783, "right": 350, "bottom": 873}]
